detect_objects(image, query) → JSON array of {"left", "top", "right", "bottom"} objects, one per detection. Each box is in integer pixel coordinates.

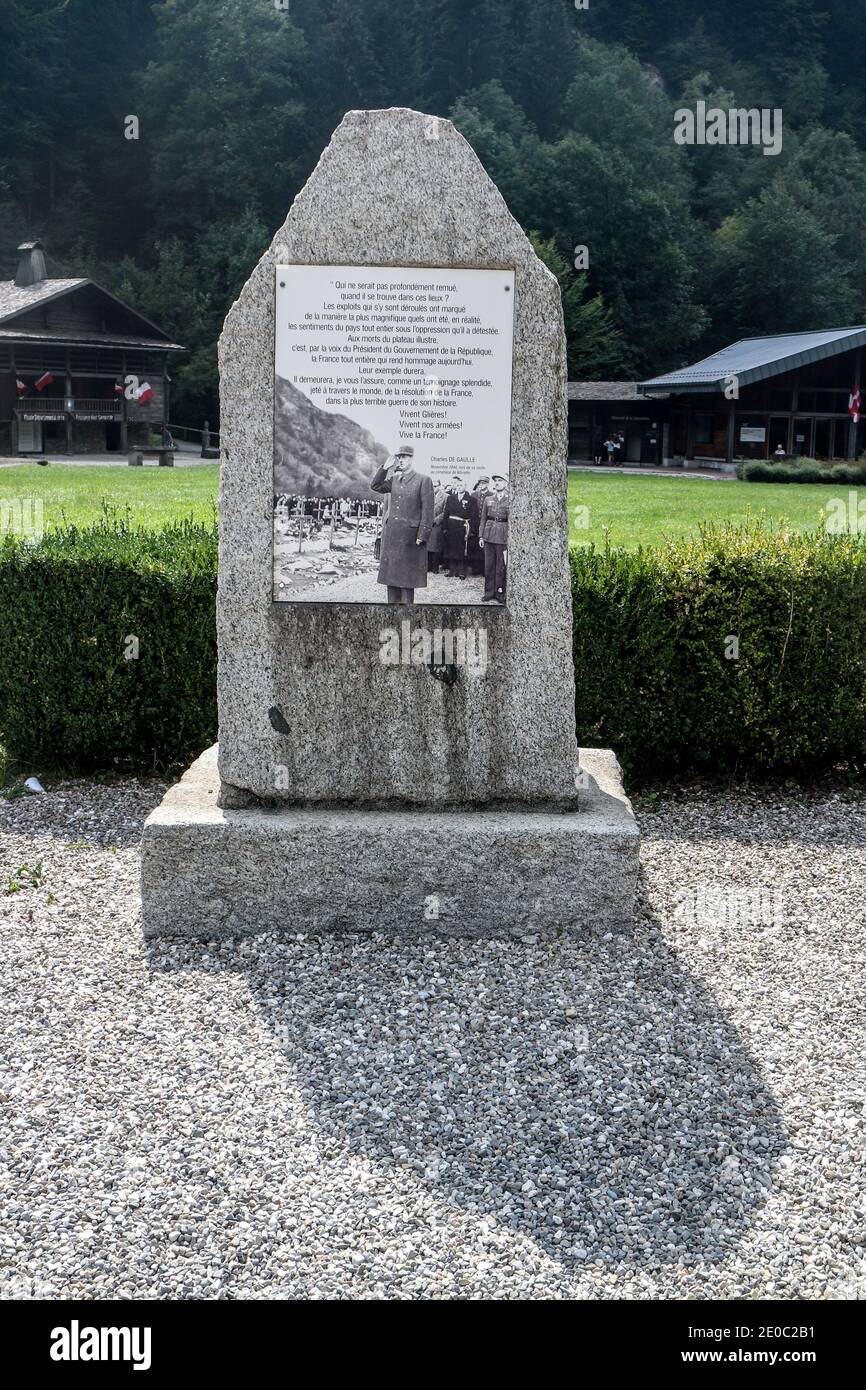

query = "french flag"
[
  {"left": 15, "top": 378, "right": 27, "bottom": 397},
  {"left": 35, "top": 371, "right": 55, "bottom": 392},
  {"left": 136, "top": 381, "right": 155, "bottom": 403}
]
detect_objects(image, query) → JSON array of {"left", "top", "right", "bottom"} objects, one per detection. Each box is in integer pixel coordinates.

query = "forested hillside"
[{"left": 2, "top": 0, "right": 864, "bottom": 424}]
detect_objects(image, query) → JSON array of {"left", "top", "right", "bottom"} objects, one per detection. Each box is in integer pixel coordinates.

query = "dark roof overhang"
[{"left": 638, "top": 327, "right": 866, "bottom": 396}]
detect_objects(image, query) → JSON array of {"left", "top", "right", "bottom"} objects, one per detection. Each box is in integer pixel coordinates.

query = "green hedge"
[
  {"left": 2, "top": 517, "right": 866, "bottom": 781},
  {"left": 738, "top": 457, "right": 866, "bottom": 484},
  {"left": 0, "top": 518, "right": 217, "bottom": 771},
  {"left": 572, "top": 523, "right": 866, "bottom": 778}
]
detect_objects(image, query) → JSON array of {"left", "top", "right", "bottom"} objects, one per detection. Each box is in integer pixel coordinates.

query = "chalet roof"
[
  {"left": 0, "top": 275, "right": 185, "bottom": 351},
  {"left": 568, "top": 381, "right": 668, "bottom": 401},
  {"left": 0, "top": 327, "right": 186, "bottom": 351},
  {"left": 639, "top": 326, "right": 866, "bottom": 394},
  {"left": 0, "top": 277, "right": 87, "bottom": 320}
]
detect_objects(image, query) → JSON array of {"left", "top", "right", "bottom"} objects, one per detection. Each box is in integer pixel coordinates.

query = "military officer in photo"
[
  {"left": 480, "top": 473, "right": 509, "bottom": 604},
  {"left": 442, "top": 474, "right": 472, "bottom": 579},
  {"left": 370, "top": 445, "right": 434, "bottom": 603}
]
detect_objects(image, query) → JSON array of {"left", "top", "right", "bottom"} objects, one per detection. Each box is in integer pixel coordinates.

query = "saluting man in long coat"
[{"left": 370, "top": 445, "right": 434, "bottom": 603}]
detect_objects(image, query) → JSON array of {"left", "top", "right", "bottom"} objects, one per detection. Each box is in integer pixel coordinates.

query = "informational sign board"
[
  {"left": 273, "top": 265, "right": 515, "bottom": 605},
  {"left": 740, "top": 425, "right": 767, "bottom": 443}
]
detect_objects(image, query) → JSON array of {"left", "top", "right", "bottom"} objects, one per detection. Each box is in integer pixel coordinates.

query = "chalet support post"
[
  {"left": 685, "top": 403, "right": 695, "bottom": 463},
  {"left": 10, "top": 346, "right": 18, "bottom": 456},
  {"left": 65, "top": 348, "right": 72, "bottom": 455},
  {"left": 848, "top": 349, "right": 861, "bottom": 460},
  {"left": 120, "top": 352, "right": 128, "bottom": 451},
  {"left": 726, "top": 397, "right": 736, "bottom": 466}
]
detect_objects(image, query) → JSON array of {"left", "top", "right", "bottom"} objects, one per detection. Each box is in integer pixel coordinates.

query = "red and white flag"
[
  {"left": 114, "top": 380, "right": 124, "bottom": 396},
  {"left": 15, "top": 378, "right": 27, "bottom": 397},
  {"left": 34, "top": 371, "right": 55, "bottom": 392},
  {"left": 849, "top": 388, "right": 861, "bottom": 424},
  {"left": 136, "top": 381, "right": 154, "bottom": 403}
]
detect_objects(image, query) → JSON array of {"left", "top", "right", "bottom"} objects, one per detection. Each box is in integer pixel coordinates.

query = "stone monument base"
[{"left": 141, "top": 746, "right": 639, "bottom": 939}]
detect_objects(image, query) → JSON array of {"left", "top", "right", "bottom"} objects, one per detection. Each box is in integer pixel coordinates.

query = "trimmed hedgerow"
[
  {"left": 572, "top": 522, "right": 866, "bottom": 779},
  {"left": 739, "top": 457, "right": 866, "bottom": 484},
  {"left": 2, "top": 516, "right": 865, "bottom": 782},
  {"left": 0, "top": 517, "right": 218, "bottom": 771}
]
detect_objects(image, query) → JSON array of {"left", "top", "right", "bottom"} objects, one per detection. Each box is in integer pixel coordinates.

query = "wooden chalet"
[{"left": 0, "top": 241, "right": 184, "bottom": 457}]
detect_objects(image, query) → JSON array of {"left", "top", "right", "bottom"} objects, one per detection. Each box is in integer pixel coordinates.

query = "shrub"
[
  {"left": 3, "top": 517, "right": 866, "bottom": 784},
  {"left": 0, "top": 516, "right": 218, "bottom": 771},
  {"left": 571, "top": 522, "right": 866, "bottom": 779},
  {"left": 742, "top": 457, "right": 866, "bottom": 484}
]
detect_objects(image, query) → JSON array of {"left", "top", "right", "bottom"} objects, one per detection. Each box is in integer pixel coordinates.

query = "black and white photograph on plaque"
[{"left": 272, "top": 265, "right": 515, "bottom": 604}]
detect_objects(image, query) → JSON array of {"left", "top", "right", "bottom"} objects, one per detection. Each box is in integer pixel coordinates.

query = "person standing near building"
[
  {"left": 370, "top": 445, "right": 433, "bottom": 604},
  {"left": 442, "top": 475, "right": 471, "bottom": 579},
  {"left": 427, "top": 482, "right": 448, "bottom": 573},
  {"left": 480, "top": 473, "right": 509, "bottom": 604},
  {"left": 466, "top": 478, "right": 488, "bottom": 577}
]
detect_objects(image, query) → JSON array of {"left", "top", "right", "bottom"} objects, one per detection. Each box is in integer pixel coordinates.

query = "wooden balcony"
[
  {"left": 15, "top": 396, "right": 67, "bottom": 413},
  {"left": 15, "top": 396, "right": 122, "bottom": 416}
]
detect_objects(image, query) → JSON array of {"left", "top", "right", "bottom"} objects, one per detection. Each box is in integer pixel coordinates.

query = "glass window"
[
  {"left": 791, "top": 418, "right": 812, "bottom": 457},
  {"left": 736, "top": 416, "right": 768, "bottom": 459},
  {"left": 769, "top": 417, "right": 789, "bottom": 456},
  {"left": 813, "top": 418, "right": 831, "bottom": 458},
  {"left": 832, "top": 418, "right": 852, "bottom": 459},
  {"left": 694, "top": 414, "right": 712, "bottom": 444},
  {"left": 692, "top": 412, "right": 729, "bottom": 457}
]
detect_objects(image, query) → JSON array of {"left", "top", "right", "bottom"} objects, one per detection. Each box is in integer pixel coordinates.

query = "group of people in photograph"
[
  {"left": 427, "top": 472, "right": 510, "bottom": 604},
  {"left": 370, "top": 447, "right": 510, "bottom": 604}
]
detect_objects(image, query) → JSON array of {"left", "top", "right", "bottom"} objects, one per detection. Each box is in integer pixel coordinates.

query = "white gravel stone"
[{"left": 0, "top": 775, "right": 863, "bottom": 1299}]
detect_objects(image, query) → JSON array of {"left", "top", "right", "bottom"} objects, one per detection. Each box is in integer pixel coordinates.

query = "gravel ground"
[
  {"left": 275, "top": 565, "right": 488, "bottom": 604},
  {"left": 0, "top": 776, "right": 863, "bottom": 1300}
]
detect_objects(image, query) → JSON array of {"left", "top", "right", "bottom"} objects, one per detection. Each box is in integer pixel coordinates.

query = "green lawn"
[
  {"left": 0, "top": 462, "right": 219, "bottom": 532},
  {"left": 568, "top": 469, "right": 849, "bottom": 549},
  {"left": 0, "top": 460, "right": 853, "bottom": 549}
]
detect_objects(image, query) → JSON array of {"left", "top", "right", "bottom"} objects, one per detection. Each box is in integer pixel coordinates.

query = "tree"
[
  {"left": 140, "top": 0, "right": 308, "bottom": 235},
  {"left": 711, "top": 179, "right": 854, "bottom": 339},
  {"left": 530, "top": 235, "right": 628, "bottom": 379}
]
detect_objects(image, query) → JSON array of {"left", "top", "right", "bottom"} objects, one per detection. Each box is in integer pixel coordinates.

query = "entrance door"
[
  {"left": 612, "top": 416, "right": 648, "bottom": 464},
  {"left": 768, "top": 417, "right": 789, "bottom": 458},
  {"left": 814, "top": 419, "right": 831, "bottom": 459},
  {"left": 792, "top": 418, "right": 812, "bottom": 457},
  {"left": 17, "top": 420, "right": 43, "bottom": 453},
  {"left": 106, "top": 421, "right": 122, "bottom": 452},
  {"left": 832, "top": 418, "right": 852, "bottom": 459}
]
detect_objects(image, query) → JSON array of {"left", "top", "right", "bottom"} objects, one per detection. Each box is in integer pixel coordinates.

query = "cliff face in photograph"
[{"left": 274, "top": 377, "right": 389, "bottom": 496}]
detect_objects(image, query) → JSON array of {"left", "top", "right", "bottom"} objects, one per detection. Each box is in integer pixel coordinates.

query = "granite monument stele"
[{"left": 142, "top": 108, "right": 638, "bottom": 938}]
